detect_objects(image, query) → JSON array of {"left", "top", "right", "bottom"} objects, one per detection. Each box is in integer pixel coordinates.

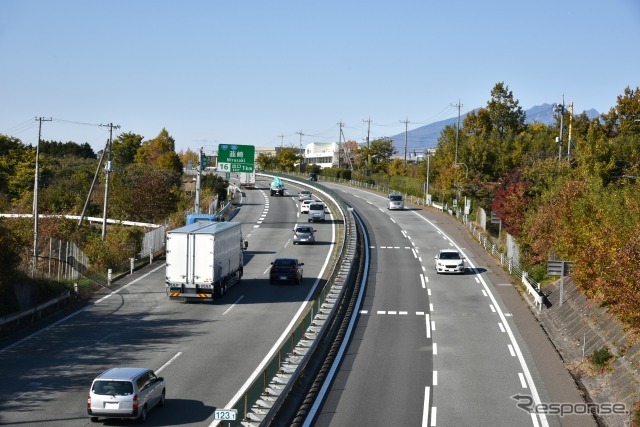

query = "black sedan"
[{"left": 269, "top": 258, "right": 304, "bottom": 284}]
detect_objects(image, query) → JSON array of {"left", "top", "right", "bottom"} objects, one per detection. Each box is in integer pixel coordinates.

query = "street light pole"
[
  {"left": 425, "top": 150, "right": 431, "bottom": 205},
  {"left": 455, "top": 162, "right": 468, "bottom": 179}
]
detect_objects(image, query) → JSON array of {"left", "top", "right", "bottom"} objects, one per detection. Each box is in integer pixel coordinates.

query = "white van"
[
  {"left": 87, "top": 367, "right": 166, "bottom": 423},
  {"left": 387, "top": 193, "right": 404, "bottom": 210},
  {"left": 308, "top": 203, "right": 326, "bottom": 222}
]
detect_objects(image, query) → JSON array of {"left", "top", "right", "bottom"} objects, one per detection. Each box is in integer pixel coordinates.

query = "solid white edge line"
[{"left": 530, "top": 412, "right": 541, "bottom": 427}]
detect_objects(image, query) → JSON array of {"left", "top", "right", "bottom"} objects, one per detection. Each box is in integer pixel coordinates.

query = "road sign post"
[{"left": 547, "top": 260, "right": 573, "bottom": 307}]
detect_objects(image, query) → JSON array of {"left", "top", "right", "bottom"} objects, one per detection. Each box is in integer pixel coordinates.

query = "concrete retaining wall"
[{"left": 535, "top": 279, "right": 640, "bottom": 427}]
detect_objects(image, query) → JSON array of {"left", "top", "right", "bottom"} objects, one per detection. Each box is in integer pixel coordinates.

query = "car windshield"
[
  {"left": 274, "top": 259, "right": 297, "bottom": 267},
  {"left": 389, "top": 195, "right": 403, "bottom": 201},
  {"left": 93, "top": 380, "right": 133, "bottom": 396},
  {"left": 439, "top": 252, "right": 461, "bottom": 260}
]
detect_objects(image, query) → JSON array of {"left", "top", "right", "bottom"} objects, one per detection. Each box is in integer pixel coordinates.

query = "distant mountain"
[{"left": 388, "top": 103, "right": 600, "bottom": 155}]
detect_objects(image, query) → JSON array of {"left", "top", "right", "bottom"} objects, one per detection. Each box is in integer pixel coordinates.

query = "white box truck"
[
  {"left": 166, "top": 222, "right": 247, "bottom": 302},
  {"left": 239, "top": 172, "right": 256, "bottom": 188}
]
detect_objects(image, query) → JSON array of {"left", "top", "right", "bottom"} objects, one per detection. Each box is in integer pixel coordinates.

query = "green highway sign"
[{"left": 217, "top": 144, "right": 255, "bottom": 173}]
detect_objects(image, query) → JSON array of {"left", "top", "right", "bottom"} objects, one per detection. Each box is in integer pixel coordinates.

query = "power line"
[
  {"left": 52, "top": 118, "right": 102, "bottom": 127},
  {"left": 3, "top": 119, "right": 38, "bottom": 137}
]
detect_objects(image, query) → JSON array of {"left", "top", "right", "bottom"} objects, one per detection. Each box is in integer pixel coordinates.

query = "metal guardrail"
[
  {"left": 0, "top": 213, "right": 162, "bottom": 229},
  {"left": 0, "top": 290, "right": 72, "bottom": 330},
  {"left": 467, "top": 223, "right": 545, "bottom": 309}
]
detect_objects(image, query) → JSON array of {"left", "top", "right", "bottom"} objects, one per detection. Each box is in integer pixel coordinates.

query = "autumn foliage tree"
[
  {"left": 134, "top": 128, "right": 183, "bottom": 174},
  {"left": 491, "top": 170, "right": 532, "bottom": 237}
]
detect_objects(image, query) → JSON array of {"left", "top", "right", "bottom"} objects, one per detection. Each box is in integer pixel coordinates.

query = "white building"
[{"left": 303, "top": 142, "right": 339, "bottom": 169}]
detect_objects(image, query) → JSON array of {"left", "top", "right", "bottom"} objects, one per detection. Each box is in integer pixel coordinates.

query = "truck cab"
[
  {"left": 186, "top": 213, "right": 221, "bottom": 224},
  {"left": 270, "top": 177, "right": 285, "bottom": 196}
]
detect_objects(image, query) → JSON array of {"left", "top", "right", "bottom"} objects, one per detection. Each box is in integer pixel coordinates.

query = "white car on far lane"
[{"left": 434, "top": 249, "right": 466, "bottom": 274}]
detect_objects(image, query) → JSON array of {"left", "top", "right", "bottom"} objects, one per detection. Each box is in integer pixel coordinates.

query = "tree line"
[
  {"left": 258, "top": 83, "right": 640, "bottom": 329},
  {"left": 0, "top": 128, "right": 228, "bottom": 314},
  {"left": 2, "top": 83, "right": 640, "bottom": 330}
]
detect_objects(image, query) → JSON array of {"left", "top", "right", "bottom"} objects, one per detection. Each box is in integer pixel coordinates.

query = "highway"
[
  {"left": 0, "top": 176, "right": 566, "bottom": 426},
  {"left": 0, "top": 174, "right": 336, "bottom": 426},
  {"left": 310, "top": 182, "right": 559, "bottom": 427}
]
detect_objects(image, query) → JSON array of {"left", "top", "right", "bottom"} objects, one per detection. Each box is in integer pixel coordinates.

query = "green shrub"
[{"left": 591, "top": 347, "right": 614, "bottom": 369}]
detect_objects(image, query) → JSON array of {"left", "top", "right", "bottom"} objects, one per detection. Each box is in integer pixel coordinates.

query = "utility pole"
[
  {"left": 32, "top": 116, "right": 51, "bottom": 277},
  {"left": 297, "top": 130, "right": 303, "bottom": 153},
  {"left": 363, "top": 117, "right": 371, "bottom": 168},
  {"left": 452, "top": 100, "right": 463, "bottom": 164},
  {"left": 100, "top": 122, "right": 120, "bottom": 240},
  {"left": 425, "top": 149, "right": 432, "bottom": 206},
  {"left": 296, "top": 130, "right": 304, "bottom": 172},
  {"left": 567, "top": 101, "right": 574, "bottom": 162},
  {"left": 278, "top": 134, "right": 284, "bottom": 148},
  {"left": 339, "top": 124, "right": 354, "bottom": 170},
  {"left": 337, "top": 121, "right": 344, "bottom": 168},
  {"left": 195, "top": 147, "right": 203, "bottom": 214},
  {"left": 553, "top": 97, "right": 565, "bottom": 162},
  {"left": 400, "top": 117, "right": 410, "bottom": 166}
]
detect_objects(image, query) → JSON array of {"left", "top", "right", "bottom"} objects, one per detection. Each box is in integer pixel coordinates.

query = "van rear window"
[
  {"left": 93, "top": 380, "right": 133, "bottom": 396},
  {"left": 309, "top": 204, "right": 324, "bottom": 210}
]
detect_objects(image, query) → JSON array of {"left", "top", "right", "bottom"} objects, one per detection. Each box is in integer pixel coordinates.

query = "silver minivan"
[
  {"left": 387, "top": 193, "right": 404, "bottom": 210},
  {"left": 87, "top": 367, "right": 166, "bottom": 423},
  {"left": 308, "top": 203, "right": 326, "bottom": 222}
]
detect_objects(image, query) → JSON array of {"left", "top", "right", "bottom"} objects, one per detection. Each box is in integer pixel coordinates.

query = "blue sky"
[{"left": 1, "top": 0, "right": 639, "bottom": 155}]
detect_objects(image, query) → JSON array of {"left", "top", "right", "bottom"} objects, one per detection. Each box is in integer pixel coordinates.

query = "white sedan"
[
  {"left": 300, "top": 199, "right": 314, "bottom": 214},
  {"left": 434, "top": 249, "right": 466, "bottom": 274}
]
